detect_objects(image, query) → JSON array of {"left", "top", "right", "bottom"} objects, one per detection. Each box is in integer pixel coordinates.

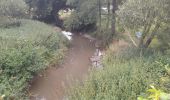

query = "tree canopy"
[
  {"left": 64, "top": 0, "right": 98, "bottom": 31},
  {"left": 117, "top": 0, "right": 170, "bottom": 48},
  {"left": 0, "top": 0, "right": 27, "bottom": 18}
]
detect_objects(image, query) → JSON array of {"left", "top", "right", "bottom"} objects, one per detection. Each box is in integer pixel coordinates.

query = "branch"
[
  {"left": 127, "top": 31, "right": 138, "bottom": 47},
  {"left": 144, "top": 23, "right": 161, "bottom": 48}
]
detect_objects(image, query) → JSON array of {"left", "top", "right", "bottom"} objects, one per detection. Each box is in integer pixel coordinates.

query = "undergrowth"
[
  {"left": 68, "top": 48, "right": 170, "bottom": 100},
  {"left": 0, "top": 19, "right": 68, "bottom": 99}
]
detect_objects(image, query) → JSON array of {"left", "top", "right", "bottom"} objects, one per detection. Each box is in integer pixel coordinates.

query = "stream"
[{"left": 29, "top": 34, "right": 96, "bottom": 100}]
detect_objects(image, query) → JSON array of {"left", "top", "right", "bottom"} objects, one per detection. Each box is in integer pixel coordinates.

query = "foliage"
[
  {"left": 138, "top": 60, "right": 170, "bottom": 100},
  {"left": 117, "top": 0, "right": 170, "bottom": 48},
  {"left": 138, "top": 86, "right": 170, "bottom": 100},
  {"left": 0, "top": 45, "right": 45, "bottom": 99},
  {"left": 157, "top": 25, "right": 170, "bottom": 54},
  {"left": 91, "top": 27, "right": 113, "bottom": 47},
  {"left": 64, "top": 0, "right": 98, "bottom": 31},
  {"left": 25, "top": 0, "right": 53, "bottom": 18},
  {"left": 0, "top": 19, "right": 68, "bottom": 99},
  {"left": 0, "top": 0, "right": 27, "bottom": 17},
  {"left": 68, "top": 48, "right": 170, "bottom": 100},
  {"left": 0, "top": 0, "right": 27, "bottom": 27},
  {"left": 25, "top": 0, "right": 67, "bottom": 19}
]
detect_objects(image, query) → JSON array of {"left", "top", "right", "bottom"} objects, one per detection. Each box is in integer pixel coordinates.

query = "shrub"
[
  {"left": 0, "top": 0, "right": 27, "bottom": 27},
  {"left": 138, "top": 60, "right": 170, "bottom": 100},
  {"left": 0, "top": 44, "right": 46, "bottom": 99},
  {"left": 0, "top": 19, "right": 68, "bottom": 99},
  {"left": 64, "top": 0, "right": 97, "bottom": 31},
  {"left": 138, "top": 85, "right": 170, "bottom": 100},
  {"left": 91, "top": 28, "right": 113, "bottom": 47},
  {"left": 68, "top": 48, "right": 169, "bottom": 100},
  {"left": 64, "top": 11, "right": 97, "bottom": 32},
  {"left": 0, "top": 0, "right": 27, "bottom": 17},
  {"left": 157, "top": 25, "right": 170, "bottom": 54}
]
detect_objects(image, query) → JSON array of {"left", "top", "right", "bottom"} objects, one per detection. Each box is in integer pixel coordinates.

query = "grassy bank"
[
  {"left": 0, "top": 19, "right": 68, "bottom": 99},
  {"left": 68, "top": 47, "right": 170, "bottom": 100}
]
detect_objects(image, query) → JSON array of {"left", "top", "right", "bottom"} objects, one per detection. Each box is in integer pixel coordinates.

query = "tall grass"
[
  {"left": 0, "top": 19, "right": 68, "bottom": 99},
  {"left": 68, "top": 48, "right": 170, "bottom": 100}
]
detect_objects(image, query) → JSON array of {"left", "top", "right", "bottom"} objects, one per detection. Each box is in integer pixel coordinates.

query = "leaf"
[{"left": 138, "top": 97, "right": 148, "bottom": 100}]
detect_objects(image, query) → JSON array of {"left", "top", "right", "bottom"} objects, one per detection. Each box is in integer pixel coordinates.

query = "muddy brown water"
[{"left": 29, "top": 35, "right": 96, "bottom": 100}]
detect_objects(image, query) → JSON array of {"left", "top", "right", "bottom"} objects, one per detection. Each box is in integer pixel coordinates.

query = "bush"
[
  {"left": 138, "top": 85, "right": 170, "bottom": 100},
  {"left": 64, "top": 12, "right": 97, "bottom": 32},
  {"left": 0, "top": 44, "right": 46, "bottom": 99},
  {"left": 68, "top": 48, "right": 169, "bottom": 100},
  {"left": 91, "top": 28, "right": 113, "bottom": 47},
  {"left": 0, "top": 0, "right": 27, "bottom": 27},
  {"left": 0, "top": 17, "right": 22, "bottom": 28},
  {"left": 138, "top": 60, "right": 170, "bottom": 100},
  {"left": 0, "top": 0, "right": 27, "bottom": 17},
  {"left": 157, "top": 25, "right": 170, "bottom": 54},
  {"left": 64, "top": 0, "right": 97, "bottom": 31},
  {"left": 0, "top": 19, "right": 68, "bottom": 99}
]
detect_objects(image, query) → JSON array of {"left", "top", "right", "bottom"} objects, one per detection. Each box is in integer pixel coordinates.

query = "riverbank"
[{"left": 29, "top": 34, "right": 96, "bottom": 100}]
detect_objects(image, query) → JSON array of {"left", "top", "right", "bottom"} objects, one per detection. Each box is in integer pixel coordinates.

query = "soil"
[{"left": 29, "top": 34, "right": 96, "bottom": 100}]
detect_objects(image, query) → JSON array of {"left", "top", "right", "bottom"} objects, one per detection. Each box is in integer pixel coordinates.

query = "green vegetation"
[
  {"left": 64, "top": 0, "right": 98, "bottom": 31},
  {"left": 0, "top": 19, "right": 68, "bottom": 99},
  {"left": 25, "top": 0, "right": 67, "bottom": 26},
  {"left": 138, "top": 85, "right": 170, "bottom": 100},
  {"left": 0, "top": 0, "right": 27, "bottom": 17},
  {"left": 68, "top": 48, "right": 170, "bottom": 100},
  {"left": 157, "top": 25, "right": 170, "bottom": 54},
  {"left": 117, "top": 0, "right": 170, "bottom": 48},
  {"left": 0, "top": 0, "right": 27, "bottom": 28},
  {"left": 0, "top": 0, "right": 170, "bottom": 99},
  {"left": 66, "top": 0, "right": 170, "bottom": 99}
]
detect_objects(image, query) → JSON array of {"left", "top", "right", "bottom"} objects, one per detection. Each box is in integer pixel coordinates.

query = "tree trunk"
[
  {"left": 111, "top": 0, "right": 116, "bottom": 35},
  {"left": 138, "top": 10, "right": 152, "bottom": 48},
  {"left": 106, "top": 0, "right": 110, "bottom": 29},
  {"left": 138, "top": 23, "right": 152, "bottom": 48},
  {"left": 98, "top": 0, "right": 102, "bottom": 28},
  {"left": 144, "top": 24, "right": 160, "bottom": 48}
]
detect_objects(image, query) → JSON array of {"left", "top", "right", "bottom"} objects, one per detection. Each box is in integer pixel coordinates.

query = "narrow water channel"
[{"left": 29, "top": 34, "right": 96, "bottom": 100}]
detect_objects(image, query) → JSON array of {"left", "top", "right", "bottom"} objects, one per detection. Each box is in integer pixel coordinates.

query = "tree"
[
  {"left": 25, "top": 0, "right": 67, "bottom": 26},
  {"left": 106, "top": 0, "right": 111, "bottom": 29},
  {"left": 25, "top": 0, "right": 53, "bottom": 18},
  {"left": 98, "top": 0, "right": 102, "bottom": 28},
  {"left": 117, "top": 0, "right": 170, "bottom": 48},
  {"left": 0, "top": 0, "right": 27, "bottom": 27},
  {"left": 0, "top": 0, "right": 27, "bottom": 18},
  {"left": 111, "top": 0, "right": 117, "bottom": 34},
  {"left": 106, "top": 0, "right": 124, "bottom": 30},
  {"left": 64, "top": 0, "right": 98, "bottom": 31}
]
